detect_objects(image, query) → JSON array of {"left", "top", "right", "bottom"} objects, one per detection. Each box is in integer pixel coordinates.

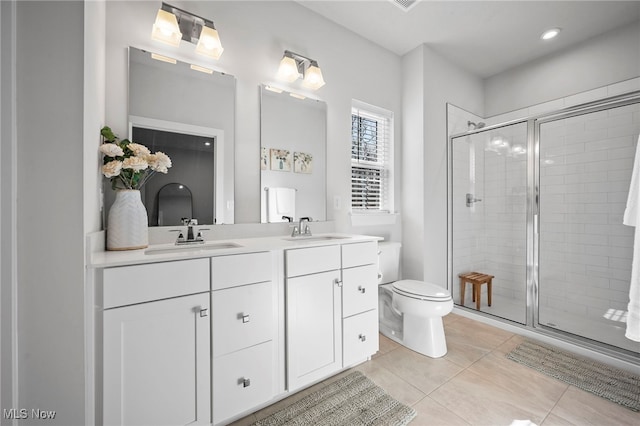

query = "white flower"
[
  {"left": 147, "top": 151, "right": 172, "bottom": 173},
  {"left": 122, "top": 156, "right": 148, "bottom": 172},
  {"left": 102, "top": 160, "right": 122, "bottom": 178},
  {"left": 127, "top": 143, "right": 151, "bottom": 157},
  {"left": 99, "top": 143, "right": 124, "bottom": 157}
]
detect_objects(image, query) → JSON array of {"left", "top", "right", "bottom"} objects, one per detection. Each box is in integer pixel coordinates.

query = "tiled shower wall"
[
  {"left": 483, "top": 123, "right": 528, "bottom": 303},
  {"left": 539, "top": 102, "right": 640, "bottom": 329},
  {"left": 451, "top": 121, "right": 528, "bottom": 322}
]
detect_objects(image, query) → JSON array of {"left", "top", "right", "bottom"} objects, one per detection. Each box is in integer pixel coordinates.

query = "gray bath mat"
[
  {"left": 507, "top": 339, "right": 640, "bottom": 411},
  {"left": 252, "top": 371, "right": 416, "bottom": 425}
]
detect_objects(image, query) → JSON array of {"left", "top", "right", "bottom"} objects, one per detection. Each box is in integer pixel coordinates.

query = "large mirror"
[
  {"left": 104, "top": 46, "right": 236, "bottom": 225},
  {"left": 260, "top": 85, "right": 327, "bottom": 223}
]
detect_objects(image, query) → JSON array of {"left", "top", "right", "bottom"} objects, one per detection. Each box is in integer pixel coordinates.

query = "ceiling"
[{"left": 296, "top": 0, "right": 640, "bottom": 78}]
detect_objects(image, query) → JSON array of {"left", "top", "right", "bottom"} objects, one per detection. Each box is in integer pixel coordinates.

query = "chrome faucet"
[{"left": 291, "top": 217, "right": 312, "bottom": 237}]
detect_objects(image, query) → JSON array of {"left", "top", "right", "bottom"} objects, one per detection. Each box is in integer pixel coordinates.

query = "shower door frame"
[{"left": 448, "top": 91, "right": 640, "bottom": 358}]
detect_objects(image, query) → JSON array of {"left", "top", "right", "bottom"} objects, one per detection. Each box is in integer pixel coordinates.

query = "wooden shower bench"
[{"left": 458, "top": 272, "right": 494, "bottom": 310}]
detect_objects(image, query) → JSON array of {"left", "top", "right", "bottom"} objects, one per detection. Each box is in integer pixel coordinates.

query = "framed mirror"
[
  {"left": 260, "top": 85, "right": 327, "bottom": 223},
  {"left": 104, "top": 46, "right": 236, "bottom": 226}
]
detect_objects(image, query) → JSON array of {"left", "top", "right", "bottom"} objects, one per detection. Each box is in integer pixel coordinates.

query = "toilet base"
[{"left": 402, "top": 315, "right": 448, "bottom": 358}]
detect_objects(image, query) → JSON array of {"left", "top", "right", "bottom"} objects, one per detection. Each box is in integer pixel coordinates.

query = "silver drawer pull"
[
  {"left": 242, "top": 314, "right": 250, "bottom": 323},
  {"left": 359, "top": 334, "right": 367, "bottom": 342},
  {"left": 334, "top": 278, "right": 342, "bottom": 287},
  {"left": 199, "top": 308, "right": 208, "bottom": 317},
  {"left": 358, "top": 286, "right": 366, "bottom": 294},
  {"left": 239, "top": 377, "right": 251, "bottom": 388}
]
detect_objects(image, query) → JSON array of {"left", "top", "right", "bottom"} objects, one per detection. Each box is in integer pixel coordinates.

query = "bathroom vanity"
[{"left": 88, "top": 233, "right": 380, "bottom": 426}]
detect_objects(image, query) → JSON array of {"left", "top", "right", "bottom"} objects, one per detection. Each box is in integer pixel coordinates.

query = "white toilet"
[{"left": 378, "top": 242, "right": 454, "bottom": 358}]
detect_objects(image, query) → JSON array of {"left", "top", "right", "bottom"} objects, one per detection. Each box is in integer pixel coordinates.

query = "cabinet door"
[
  {"left": 342, "top": 264, "right": 378, "bottom": 317},
  {"left": 103, "top": 293, "right": 210, "bottom": 426},
  {"left": 287, "top": 270, "right": 342, "bottom": 390},
  {"left": 343, "top": 309, "right": 379, "bottom": 367}
]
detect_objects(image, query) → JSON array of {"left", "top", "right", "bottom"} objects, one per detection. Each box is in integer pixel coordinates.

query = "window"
[{"left": 351, "top": 100, "right": 393, "bottom": 213}]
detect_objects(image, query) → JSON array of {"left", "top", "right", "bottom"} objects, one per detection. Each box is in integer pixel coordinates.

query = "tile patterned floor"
[{"left": 231, "top": 314, "right": 640, "bottom": 426}]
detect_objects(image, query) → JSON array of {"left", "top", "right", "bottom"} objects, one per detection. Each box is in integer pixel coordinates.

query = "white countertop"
[{"left": 88, "top": 233, "right": 383, "bottom": 268}]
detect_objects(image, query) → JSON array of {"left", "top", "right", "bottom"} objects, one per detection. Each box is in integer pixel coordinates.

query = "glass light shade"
[
  {"left": 302, "top": 64, "right": 326, "bottom": 90},
  {"left": 195, "top": 26, "right": 224, "bottom": 59},
  {"left": 151, "top": 9, "right": 182, "bottom": 47},
  {"left": 276, "top": 56, "right": 300, "bottom": 83}
]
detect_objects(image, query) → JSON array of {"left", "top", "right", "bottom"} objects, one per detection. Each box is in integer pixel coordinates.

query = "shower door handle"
[{"left": 466, "top": 193, "right": 482, "bottom": 207}]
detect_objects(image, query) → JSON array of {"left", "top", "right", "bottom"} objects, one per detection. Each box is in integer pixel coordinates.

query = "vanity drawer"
[
  {"left": 213, "top": 341, "right": 274, "bottom": 425},
  {"left": 211, "top": 251, "right": 272, "bottom": 290},
  {"left": 212, "top": 281, "right": 273, "bottom": 357},
  {"left": 286, "top": 245, "right": 341, "bottom": 277},
  {"left": 342, "top": 264, "right": 378, "bottom": 318},
  {"left": 342, "top": 241, "right": 378, "bottom": 269},
  {"left": 342, "top": 309, "right": 379, "bottom": 367},
  {"left": 103, "top": 259, "right": 209, "bottom": 309}
]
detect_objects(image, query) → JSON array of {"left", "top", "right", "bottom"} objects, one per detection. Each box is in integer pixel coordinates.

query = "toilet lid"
[{"left": 392, "top": 280, "right": 451, "bottom": 301}]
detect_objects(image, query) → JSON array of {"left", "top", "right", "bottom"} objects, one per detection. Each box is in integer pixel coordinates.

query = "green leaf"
[{"left": 100, "top": 126, "right": 117, "bottom": 142}]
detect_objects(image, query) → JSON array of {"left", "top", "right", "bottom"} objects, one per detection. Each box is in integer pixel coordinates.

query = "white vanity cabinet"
[
  {"left": 211, "top": 251, "right": 278, "bottom": 425},
  {"left": 285, "top": 241, "right": 379, "bottom": 391},
  {"left": 101, "top": 259, "right": 211, "bottom": 426}
]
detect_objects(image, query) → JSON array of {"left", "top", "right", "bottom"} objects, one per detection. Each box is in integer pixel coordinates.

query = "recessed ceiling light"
[{"left": 541, "top": 28, "right": 561, "bottom": 40}]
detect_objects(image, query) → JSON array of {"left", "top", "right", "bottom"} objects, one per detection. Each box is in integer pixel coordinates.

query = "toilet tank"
[{"left": 378, "top": 241, "right": 401, "bottom": 284}]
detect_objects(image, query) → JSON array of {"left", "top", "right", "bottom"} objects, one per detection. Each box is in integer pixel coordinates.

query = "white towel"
[
  {"left": 623, "top": 135, "right": 640, "bottom": 342},
  {"left": 266, "top": 187, "right": 295, "bottom": 223}
]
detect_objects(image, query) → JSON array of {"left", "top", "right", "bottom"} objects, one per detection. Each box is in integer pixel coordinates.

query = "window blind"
[{"left": 351, "top": 104, "right": 392, "bottom": 212}]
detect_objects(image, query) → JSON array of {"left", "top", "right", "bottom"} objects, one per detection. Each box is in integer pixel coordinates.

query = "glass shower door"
[
  {"left": 451, "top": 122, "right": 528, "bottom": 324},
  {"left": 537, "top": 102, "right": 640, "bottom": 353}
]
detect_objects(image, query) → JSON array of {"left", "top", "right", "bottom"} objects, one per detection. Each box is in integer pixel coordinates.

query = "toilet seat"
[{"left": 392, "top": 279, "right": 452, "bottom": 302}]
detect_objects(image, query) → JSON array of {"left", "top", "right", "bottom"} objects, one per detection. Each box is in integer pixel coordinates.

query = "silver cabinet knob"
[
  {"left": 334, "top": 278, "right": 342, "bottom": 287},
  {"left": 359, "top": 334, "right": 367, "bottom": 342},
  {"left": 242, "top": 314, "right": 250, "bottom": 323},
  {"left": 239, "top": 377, "right": 251, "bottom": 388},
  {"left": 199, "top": 308, "right": 208, "bottom": 317},
  {"left": 358, "top": 286, "right": 366, "bottom": 294}
]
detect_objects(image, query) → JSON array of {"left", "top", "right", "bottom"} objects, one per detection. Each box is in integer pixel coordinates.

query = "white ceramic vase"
[{"left": 107, "top": 189, "right": 149, "bottom": 251}]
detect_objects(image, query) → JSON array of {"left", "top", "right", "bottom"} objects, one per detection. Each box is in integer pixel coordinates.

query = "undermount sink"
[
  {"left": 283, "top": 235, "right": 350, "bottom": 242},
  {"left": 145, "top": 242, "right": 243, "bottom": 255}
]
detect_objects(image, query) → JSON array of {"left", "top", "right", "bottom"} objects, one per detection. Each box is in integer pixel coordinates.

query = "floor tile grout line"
[{"left": 539, "top": 384, "right": 572, "bottom": 425}]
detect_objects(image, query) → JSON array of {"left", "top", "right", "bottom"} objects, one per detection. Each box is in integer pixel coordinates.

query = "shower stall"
[{"left": 448, "top": 92, "right": 640, "bottom": 357}]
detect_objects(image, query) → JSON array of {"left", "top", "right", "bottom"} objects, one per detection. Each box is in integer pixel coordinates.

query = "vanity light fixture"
[
  {"left": 289, "top": 92, "right": 306, "bottom": 100},
  {"left": 276, "top": 50, "right": 326, "bottom": 90},
  {"left": 541, "top": 27, "right": 561, "bottom": 40},
  {"left": 151, "top": 2, "right": 224, "bottom": 59}
]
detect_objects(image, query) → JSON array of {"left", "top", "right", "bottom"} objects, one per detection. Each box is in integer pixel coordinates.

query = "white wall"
[
  {"left": 401, "top": 47, "right": 425, "bottom": 279},
  {"left": 1, "top": 0, "right": 17, "bottom": 414},
  {"left": 16, "top": 2, "right": 86, "bottom": 425},
  {"left": 104, "top": 1, "right": 403, "bottom": 238},
  {"left": 420, "top": 45, "right": 484, "bottom": 286},
  {"left": 485, "top": 21, "right": 640, "bottom": 117}
]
